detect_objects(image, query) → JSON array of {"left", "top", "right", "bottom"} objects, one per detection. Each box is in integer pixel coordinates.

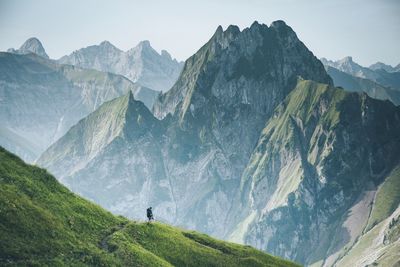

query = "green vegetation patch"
[
  {"left": 366, "top": 165, "right": 400, "bottom": 231},
  {"left": 0, "top": 147, "right": 300, "bottom": 266}
]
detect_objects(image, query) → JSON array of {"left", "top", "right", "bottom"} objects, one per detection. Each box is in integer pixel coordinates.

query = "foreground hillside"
[{"left": 0, "top": 147, "right": 299, "bottom": 267}]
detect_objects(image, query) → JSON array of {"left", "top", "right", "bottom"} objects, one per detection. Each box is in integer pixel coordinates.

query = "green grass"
[
  {"left": 0, "top": 147, "right": 300, "bottom": 266},
  {"left": 241, "top": 78, "right": 347, "bottom": 188},
  {"left": 366, "top": 165, "right": 400, "bottom": 231}
]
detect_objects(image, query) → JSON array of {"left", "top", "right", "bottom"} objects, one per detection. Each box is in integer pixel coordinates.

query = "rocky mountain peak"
[
  {"left": 339, "top": 56, "right": 353, "bottom": 64},
  {"left": 98, "top": 40, "right": 120, "bottom": 51},
  {"left": 269, "top": 20, "right": 287, "bottom": 28},
  {"left": 135, "top": 40, "right": 152, "bottom": 50},
  {"left": 126, "top": 40, "right": 157, "bottom": 58},
  {"left": 161, "top": 49, "right": 172, "bottom": 60},
  {"left": 8, "top": 37, "right": 49, "bottom": 59},
  {"left": 154, "top": 20, "right": 332, "bottom": 119}
]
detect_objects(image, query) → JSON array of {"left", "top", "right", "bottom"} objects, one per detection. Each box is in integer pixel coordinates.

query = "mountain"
[
  {"left": 37, "top": 92, "right": 171, "bottom": 221},
  {"left": 154, "top": 21, "right": 331, "bottom": 119},
  {"left": 58, "top": 40, "right": 184, "bottom": 92},
  {"left": 369, "top": 62, "right": 397, "bottom": 72},
  {"left": 325, "top": 65, "right": 400, "bottom": 105},
  {"left": 234, "top": 78, "right": 400, "bottom": 266},
  {"left": 7, "top": 37, "right": 49, "bottom": 59},
  {"left": 37, "top": 20, "right": 400, "bottom": 266},
  {"left": 321, "top": 57, "right": 400, "bottom": 90},
  {"left": 321, "top": 57, "right": 379, "bottom": 80},
  {"left": 0, "top": 52, "right": 158, "bottom": 162},
  {"left": 0, "top": 147, "right": 299, "bottom": 267},
  {"left": 39, "top": 20, "right": 332, "bottom": 233}
]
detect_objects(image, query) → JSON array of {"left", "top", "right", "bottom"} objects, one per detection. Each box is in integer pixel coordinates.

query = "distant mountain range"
[
  {"left": 1, "top": 38, "right": 186, "bottom": 161},
  {"left": 324, "top": 66, "right": 400, "bottom": 105},
  {"left": 369, "top": 61, "right": 400, "bottom": 73},
  {"left": 321, "top": 56, "right": 400, "bottom": 91},
  {"left": 58, "top": 40, "right": 184, "bottom": 92}
]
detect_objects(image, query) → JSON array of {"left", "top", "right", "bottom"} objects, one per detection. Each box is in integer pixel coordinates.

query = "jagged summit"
[
  {"left": 154, "top": 20, "right": 332, "bottom": 119},
  {"left": 136, "top": 40, "right": 151, "bottom": 48},
  {"left": 338, "top": 55, "right": 353, "bottom": 63},
  {"left": 270, "top": 20, "right": 287, "bottom": 28},
  {"left": 98, "top": 40, "right": 120, "bottom": 50},
  {"left": 127, "top": 40, "right": 156, "bottom": 55},
  {"left": 8, "top": 37, "right": 49, "bottom": 59},
  {"left": 161, "top": 49, "right": 172, "bottom": 60}
]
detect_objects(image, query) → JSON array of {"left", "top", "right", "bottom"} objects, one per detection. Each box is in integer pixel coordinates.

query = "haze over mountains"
[
  {"left": 1, "top": 38, "right": 182, "bottom": 161},
  {"left": 1, "top": 20, "right": 400, "bottom": 267}
]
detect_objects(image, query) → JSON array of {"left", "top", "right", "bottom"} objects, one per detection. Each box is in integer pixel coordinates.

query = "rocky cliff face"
[
  {"left": 0, "top": 52, "right": 157, "bottom": 161},
  {"left": 58, "top": 40, "right": 183, "bottom": 92}
]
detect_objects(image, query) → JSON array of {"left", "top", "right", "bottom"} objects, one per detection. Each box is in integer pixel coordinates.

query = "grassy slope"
[
  {"left": 0, "top": 147, "right": 300, "bottom": 267},
  {"left": 366, "top": 165, "right": 400, "bottom": 231}
]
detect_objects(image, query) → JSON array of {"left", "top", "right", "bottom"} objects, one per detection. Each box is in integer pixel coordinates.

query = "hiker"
[{"left": 146, "top": 207, "right": 154, "bottom": 222}]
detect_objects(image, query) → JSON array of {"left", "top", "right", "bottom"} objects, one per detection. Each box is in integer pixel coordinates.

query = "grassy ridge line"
[{"left": 0, "top": 147, "right": 300, "bottom": 266}]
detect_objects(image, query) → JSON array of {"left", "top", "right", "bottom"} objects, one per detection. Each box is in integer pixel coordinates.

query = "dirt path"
[{"left": 99, "top": 222, "right": 128, "bottom": 251}]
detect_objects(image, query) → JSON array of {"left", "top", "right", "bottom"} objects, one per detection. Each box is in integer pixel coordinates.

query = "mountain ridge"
[
  {"left": 325, "top": 65, "right": 400, "bottom": 105},
  {"left": 58, "top": 40, "right": 184, "bottom": 92},
  {"left": 321, "top": 56, "right": 400, "bottom": 90}
]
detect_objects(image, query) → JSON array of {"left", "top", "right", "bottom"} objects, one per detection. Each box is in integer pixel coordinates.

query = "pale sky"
[{"left": 0, "top": 0, "right": 399, "bottom": 66}]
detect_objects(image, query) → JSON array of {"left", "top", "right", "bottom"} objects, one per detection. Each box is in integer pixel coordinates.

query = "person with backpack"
[{"left": 146, "top": 207, "right": 154, "bottom": 223}]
